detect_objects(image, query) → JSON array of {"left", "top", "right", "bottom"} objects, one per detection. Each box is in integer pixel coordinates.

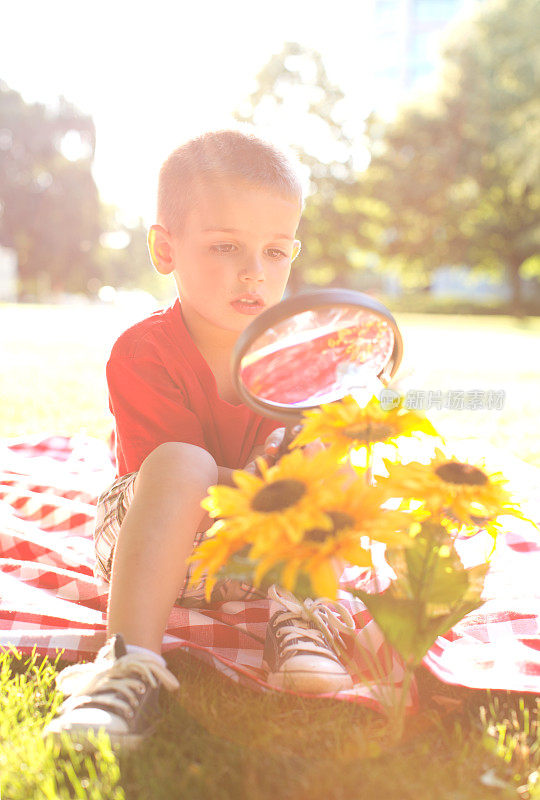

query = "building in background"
[
  {"left": 0, "top": 245, "right": 18, "bottom": 302},
  {"left": 367, "top": 0, "right": 502, "bottom": 306},
  {"left": 371, "top": 0, "right": 484, "bottom": 115}
]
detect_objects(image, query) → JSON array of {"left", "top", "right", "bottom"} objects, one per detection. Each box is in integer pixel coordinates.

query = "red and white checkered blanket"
[{"left": 1, "top": 434, "right": 539, "bottom": 713}]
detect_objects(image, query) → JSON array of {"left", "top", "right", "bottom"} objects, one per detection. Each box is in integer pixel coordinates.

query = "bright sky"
[{"left": 2, "top": 0, "right": 378, "bottom": 227}]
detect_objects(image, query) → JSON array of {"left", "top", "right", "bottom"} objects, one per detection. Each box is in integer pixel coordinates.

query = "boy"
[{"left": 44, "top": 131, "right": 354, "bottom": 750}]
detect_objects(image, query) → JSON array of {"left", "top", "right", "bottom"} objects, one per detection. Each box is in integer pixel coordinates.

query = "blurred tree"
[
  {"left": 0, "top": 81, "right": 102, "bottom": 298},
  {"left": 358, "top": 0, "right": 540, "bottom": 314},
  {"left": 234, "top": 42, "right": 371, "bottom": 293},
  {"left": 93, "top": 211, "right": 176, "bottom": 303}
]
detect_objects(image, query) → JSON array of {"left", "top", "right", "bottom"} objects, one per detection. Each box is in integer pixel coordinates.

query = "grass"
[
  {"left": 1, "top": 302, "right": 540, "bottom": 799},
  {"left": 393, "top": 311, "right": 540, "bottom": 468},
  {"left": 2, "top": 647, "right": 540, "bottom": 800}
]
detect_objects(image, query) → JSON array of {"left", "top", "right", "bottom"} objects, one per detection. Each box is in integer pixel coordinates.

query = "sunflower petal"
[
  {"left": 201, "top": 485, "right": 248, "bottom": 517},
  {"left": 204, "top": 575, "right": 217, "bottom": 602},
  {"left": 339, "top": 540, "right": 373, "bottom": 567},
  {"left": 396, "top": 412, "right": 440, "bottom": 439},
  {"left": 233, "top": 470, "right": 263, "bottom": 492},
  {"left": 254, "top": 555, "right": 279, "bottom": 587},
  {"left": 309, "top": 559, "right": 339, "bottom": 600},
  {"left": 281, "top": 559, "right": 302, "bottom": 592}
]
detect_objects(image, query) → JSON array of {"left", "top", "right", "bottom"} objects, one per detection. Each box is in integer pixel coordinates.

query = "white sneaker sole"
[
  {"left": 266, "top": 668, "right": 354, "bottom": 694},
  {"left": 42, "top": 723, "right": 156, "bottom": 752}
]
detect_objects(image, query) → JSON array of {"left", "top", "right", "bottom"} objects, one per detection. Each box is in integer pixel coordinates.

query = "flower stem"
[
  {"left": 365, "top": 444, "right": 375, "bottom": 486},
  {"left": 390, "top": 662, "right": 415, "bottom": 744}
]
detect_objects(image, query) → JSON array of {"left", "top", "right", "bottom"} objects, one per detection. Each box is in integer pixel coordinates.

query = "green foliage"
[
  {"left": 0, "top": 81, "right": 170, "bottom": 302},
  {"left": 480, "top": 694, "right": 540, "bottom": 786},
  {"left": 358, "top": 0, "right": 540, "bottom": 313},
  {"left": 0, "top": 81, "right": 103, "bottom": 298},
  {"left": 235, "top": 41, "right": 354, "bottom": 191},
  {"left": 92, "top": 212, "right": 175, "bottom": 302},
  {"left": 234, "top": 42, "right": 367, "bottom": 293},
  {"left": 0, "top": 647, "right": 125, "bottom": 799},
  {"left": 2, "top": 643, "right": 540, "bottom": 798},
  {"left": 354, "top": 523, "right": 488, "bottom": 667},
  {"left": 214, "top": 551, "right": 313, "bottom": 599},
  {"left": 233, "top": 1, "right": 539, "bottom": 310},
  {"left": 446, "top": 0, "right": 540, "bottom": 195}
]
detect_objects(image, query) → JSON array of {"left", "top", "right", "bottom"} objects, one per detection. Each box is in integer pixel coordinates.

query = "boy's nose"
[{"left": 239, "top": 257, "right": 264, "bottom": 282}]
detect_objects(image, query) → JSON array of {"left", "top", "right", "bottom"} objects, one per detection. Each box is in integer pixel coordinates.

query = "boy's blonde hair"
[{"left": 157, "top": 130, "right": 303, "bottom": 235}]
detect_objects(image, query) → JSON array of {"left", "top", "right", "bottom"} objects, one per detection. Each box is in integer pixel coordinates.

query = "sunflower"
[
  {"left": 186, "top": 519, "right": 249, "bottom": 601},
  {"left": 290, "top": 394, "right": 439, "bottom": 461},
  {"left": 245, "top": 481, "right": 417, "bottom": 600},
  {"left": 378, "top": 447, "right": 533, "bottom": 537},
  {"left": 201, "top": 447, "right": 348, "bottom": 548}
]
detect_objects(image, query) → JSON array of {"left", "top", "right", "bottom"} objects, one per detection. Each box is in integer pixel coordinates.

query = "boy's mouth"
[{"left": 231, "top": 294, "right": 265, "bottom": 315}]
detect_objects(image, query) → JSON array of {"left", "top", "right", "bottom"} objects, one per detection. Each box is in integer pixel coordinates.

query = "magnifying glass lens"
[
  {"left": 232, "top": 289, "right": 403, "bottom": 422},
  {"left": 239, "top": 307, "right": 395, "bottom": 408}
]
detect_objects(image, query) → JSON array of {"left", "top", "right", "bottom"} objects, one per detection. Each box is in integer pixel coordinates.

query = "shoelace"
[
  {"left": 55, "top": 652, "right": 180, "bottom": 719},
  {"left": 268, "top": 585, "right": 356, "bottom": 658}
]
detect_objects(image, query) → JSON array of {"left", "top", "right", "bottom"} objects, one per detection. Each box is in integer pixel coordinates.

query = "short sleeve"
[{"left": 107, "top": 352, "right": 206, "bottom": 475}]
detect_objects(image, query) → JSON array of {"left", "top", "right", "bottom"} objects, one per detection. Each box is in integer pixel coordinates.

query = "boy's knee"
[{"left": 137, "top": 442, "right": 218, "bottom": 491}]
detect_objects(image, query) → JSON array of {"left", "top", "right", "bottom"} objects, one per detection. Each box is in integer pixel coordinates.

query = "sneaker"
[
  {"left": 263, "top": 586, "right": 356, "bottom": 693},
  {"left": 43, "top": 633, "right": 179, "bottom": 750}
]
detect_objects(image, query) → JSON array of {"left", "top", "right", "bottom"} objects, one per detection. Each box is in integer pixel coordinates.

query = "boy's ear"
[
  {"left": 291, "top": 240, "right": 301, "bottom": 263},
  {"left": 148, "top": 225, "right": 175, "bottom": 275}
]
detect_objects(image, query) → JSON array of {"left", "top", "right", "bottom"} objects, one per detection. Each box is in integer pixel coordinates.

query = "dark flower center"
[
  {"left": 435, "top": 461, "right": 489, "bottom": 486},
  {"left": 344, "top": 421, "right": 392, "bottom": 443},
  {"left": 304, "top": 511, "right": 355, "bottom": 543},
  {"left": 251, "top": 479, "right": 306, "bottom": 512}
]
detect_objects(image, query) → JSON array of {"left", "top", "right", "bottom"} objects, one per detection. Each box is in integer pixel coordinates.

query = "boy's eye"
[
  {"left": 210, "top": 244, "right": 287, "bottom": 259},
  {"left": 211, "top": 243, "right": 237, "bottom": 254}
]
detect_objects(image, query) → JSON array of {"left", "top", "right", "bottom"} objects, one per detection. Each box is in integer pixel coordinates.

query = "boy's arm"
[
  {"left": 216, "top": 466, "right": 241, "bottom": 487},
  {"left": 216, "top": 428, "right": 286, "bottom": 486},
  {"left": 107, "top": 352, "right": 208, "bottom": 475},
  {"left": 215, "top": 449, "right": 264, "bottom": 487}
]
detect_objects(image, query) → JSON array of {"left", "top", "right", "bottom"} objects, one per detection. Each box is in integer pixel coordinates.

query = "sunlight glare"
[{"left": 59, "top": 130, "right": 93, "bottom": 161}]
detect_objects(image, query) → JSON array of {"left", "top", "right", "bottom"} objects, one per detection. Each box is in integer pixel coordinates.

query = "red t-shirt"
[{"left": 107, "top": 299, "right": 280, "bottom": 477}]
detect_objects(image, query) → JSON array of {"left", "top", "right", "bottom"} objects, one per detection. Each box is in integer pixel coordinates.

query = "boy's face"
[{"left": 149, "top": 178, "right": 302, "bottom": 341}]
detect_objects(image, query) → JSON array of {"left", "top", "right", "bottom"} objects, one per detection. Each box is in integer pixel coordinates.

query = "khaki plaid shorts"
[{"left": 93, "top": 471, "right": 265, "bottom": 607}]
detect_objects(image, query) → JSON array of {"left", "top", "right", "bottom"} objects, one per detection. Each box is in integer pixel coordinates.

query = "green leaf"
[
  {"left": 403, "top": 524, "right": 471, "bottom": 605},
  {"left": 214, "top": 553, "right": 256, "bottom": 585},
  {"left": 352, "top": 588, "right": 486, "bottom": 667},
  {"left": 353, "top": 590, "right": 428, "bottom": 665},
  {"left": 256, "top": 563, "right": 313, "bottom": 600},
  {"left": 215, "top": 556, "right": 313, "bottom": 600},
  {"left": 422, "top": 599, "right": 485, "bottom": 643}
]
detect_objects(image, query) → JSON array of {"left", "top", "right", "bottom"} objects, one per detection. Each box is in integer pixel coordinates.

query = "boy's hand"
[
  {"left": 243, "top": 426, "right": 325, "bottom": 476},
  {"left": 243, "top": 428, "right": 287, "bottom": 476},
  {"left": 261, "top": 427, "right": 288, "bottom": 464}
]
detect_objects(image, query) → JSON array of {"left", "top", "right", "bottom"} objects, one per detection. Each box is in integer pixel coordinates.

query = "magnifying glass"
[{"left": 232, "top": 288, "right": 403, "bottom": 426}]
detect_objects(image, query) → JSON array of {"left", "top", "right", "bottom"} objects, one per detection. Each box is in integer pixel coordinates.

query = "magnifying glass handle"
[
  {"left": 282, "top": 423, "right": 301, "bottom": 454},
  {"left": 266, "top": 423, "right": 301, "bottom": 464}
]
